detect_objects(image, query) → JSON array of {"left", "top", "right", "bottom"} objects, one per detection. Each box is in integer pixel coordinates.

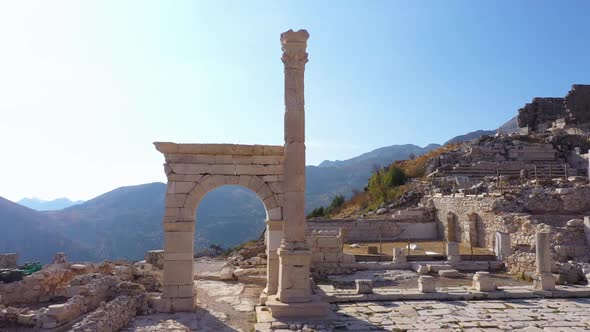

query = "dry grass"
[
  {"left": 343, "top": 241, "right": 493, "bottom": 256},
  {"left": 397, "top": 143, "right": 459, "bottom": 179}
]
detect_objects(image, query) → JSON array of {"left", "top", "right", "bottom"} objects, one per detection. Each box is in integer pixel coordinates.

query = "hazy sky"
[{"left": 1, "top": 1, "right": 590, "bottom": 201}]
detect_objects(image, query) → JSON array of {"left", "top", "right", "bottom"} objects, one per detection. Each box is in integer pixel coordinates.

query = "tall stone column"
[{"left": 276, "top": 29, "right": 312, "bottom": 304}]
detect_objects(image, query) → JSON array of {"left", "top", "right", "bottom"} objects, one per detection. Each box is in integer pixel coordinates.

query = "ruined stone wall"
[
  {"left": 430, "top": 196, "right": 504, "bottom": 249},
  {"left": 306, "top": 231, "right": 355, "bottom": 274},
  {"left": 565, "top": 84, "right": 590, "bottom": 125},
  {"left": 518, "top": 97, "right": 566, "bottom": 131},
  {"left": 306, "top": 220, "right": 438, "bottom": 243}
]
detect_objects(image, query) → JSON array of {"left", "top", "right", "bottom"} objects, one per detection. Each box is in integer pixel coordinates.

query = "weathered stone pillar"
[
  {"left": 392, "top": 247, "right": 407, "bottom": 263},
  {"left": 494, "top": 231, "right": 512, "bottom": 261},
  {"left": 262, "top": 219, "right": 282, "bottom": 303},
  {"left": 268, "top": 29, "right": 328, "bottom": 318},
  {"left": 276, "top": 29, "right": 312, "bottom": 304},
  {"left": 446, "top": 241, "right": 461, "bottom": 263},
  {"left": 533, "top": 231, "right": 555, "bottom": 290}
]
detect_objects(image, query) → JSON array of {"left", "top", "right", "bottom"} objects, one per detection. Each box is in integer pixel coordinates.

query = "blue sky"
[{"left": 1, "top": 1, "right": 589, "bottom": 201}]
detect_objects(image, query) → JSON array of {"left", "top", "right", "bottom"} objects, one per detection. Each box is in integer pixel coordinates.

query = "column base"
[
  {"left": 277, "top": 247, "right": 312, "bottom": 303},
  {"left": 266, "top": 295, "right": 329, "bottom": 318},
  {"left": 152, "top": 295, "right": 196, "bottom": 313},
  {"left": 533, "top": 273, "right": 556, "bottom": 291}
]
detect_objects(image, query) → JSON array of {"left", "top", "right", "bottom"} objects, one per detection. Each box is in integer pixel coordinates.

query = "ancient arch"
[
  {"left": 153, "top": 29, "right": 327, "bottom": 317},
  {"left": 153, "top": 143, "right": 285, "bottom": 312}
]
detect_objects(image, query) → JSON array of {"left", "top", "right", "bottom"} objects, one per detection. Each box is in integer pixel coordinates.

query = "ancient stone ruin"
[{"left": 154, "top": 29, "right": 328, "bottom": 317}]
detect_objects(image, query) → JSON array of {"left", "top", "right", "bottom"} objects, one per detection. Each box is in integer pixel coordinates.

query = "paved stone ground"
[{"left": 257, "top": 298, "right": 590, "bottom": 331}]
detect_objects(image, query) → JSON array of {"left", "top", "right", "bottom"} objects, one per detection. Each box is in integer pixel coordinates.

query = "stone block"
[
  {"left": 418, "top": 276, "right": 436, "bottom": 293},
  {"left": 472, "top": 271, "right": 495, "bottom": 292},
  {"left": 162, "top": 284, "right": 195, "bottom": 298},
  {"left": 355, "top": 279, "right": 373, "bottom": 294},
  {"left": 164, "top": 232, "right": 194, "bottom": 253},
  {"left": 163, "top": 260, "right": 194, "bottom": 286},
  {"left": 163, "top": 221, "right": 195, "bottom": 232},
  {"left": 428, "top": 264, "right": 452, "bottom": 273},
  {"left": 257, "top": 184, "right": 274, "bottom": 200},
  {"left": 263, "top": 195, "right": 278, "bottom": 210},
  {"left": 446, "top": 242, "right": 461, "bottom": 263},
  {"left": 146, "top": 249, "right": 164, "bottom": 269},
  {"left": 392, "top": 248, "right": 406, "bottom": 263},
  {"left": 438, "top": 269, "right": 461, "bottom": 278},
  {"left": 268, "top": 181, "right": 284, "bottom": 194},
  {"left": 168, "top": 182, "right": 195, "bottom": 194},
  {"left": 266, "top": 207, "right": 282, "bottom": 221},
  {"left": 164, "top": 252, "right": 193, "bottom": 261},
  {"left": 165, "top": 194, "right": 187, "bottom": 208},
  {"left": 316, "top": 236, "right": 340, "bottom": 248},
  {"left": 534, "top": 273, "right": 556, "bottom": 291}
]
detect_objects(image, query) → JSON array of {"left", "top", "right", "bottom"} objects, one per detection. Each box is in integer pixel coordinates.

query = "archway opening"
[{"left": 194, "top": 185, "right": 267, "bottom": 256}]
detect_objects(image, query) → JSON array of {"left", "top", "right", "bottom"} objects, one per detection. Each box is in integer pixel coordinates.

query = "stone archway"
[
  {"left": 153, "top": 143, "right": 285, "bottom": 312},
  {"left": 153, "top": 29, "right": 327, "bottom": 317}
]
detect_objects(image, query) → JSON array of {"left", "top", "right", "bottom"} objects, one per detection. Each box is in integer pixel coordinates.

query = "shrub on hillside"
[{"left": 367, "top": 165, "right": 407, "bottom": 206}]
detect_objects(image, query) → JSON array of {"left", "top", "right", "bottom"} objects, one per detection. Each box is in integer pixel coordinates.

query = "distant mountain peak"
[{"left": 17, "top": 197, "right": 85, "bottom": 211}]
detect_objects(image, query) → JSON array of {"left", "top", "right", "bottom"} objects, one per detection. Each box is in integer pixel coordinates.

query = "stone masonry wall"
[
  {"left": 306, "top": 220, "right": 438, "bottom": 243},
  {"left": 306, "top": 230, "right": 355, "bottom": 274}
]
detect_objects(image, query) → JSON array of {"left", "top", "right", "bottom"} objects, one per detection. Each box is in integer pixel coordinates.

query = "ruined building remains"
[{"left": 518, "top": 84, "right": 590, "bottom": 134}]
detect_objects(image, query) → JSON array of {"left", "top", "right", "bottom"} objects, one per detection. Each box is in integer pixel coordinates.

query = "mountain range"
[
  {"left": 17, "top": 197, "right": 84, "bottom": 211},
  {"left": 1, "top": 117, "right": 519, "bottom": 263}
]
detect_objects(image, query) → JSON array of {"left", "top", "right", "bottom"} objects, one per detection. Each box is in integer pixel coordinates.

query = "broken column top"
[{"left": 280, "top": 29, "right": 309, "bottom": 44}]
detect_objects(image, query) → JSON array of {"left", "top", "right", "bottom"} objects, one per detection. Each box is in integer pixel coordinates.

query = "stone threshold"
[{"left": 320, "top": 285, "right": 590, "bottom": 303}]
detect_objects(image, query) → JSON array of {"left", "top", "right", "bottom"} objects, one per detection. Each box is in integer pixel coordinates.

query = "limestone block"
[
  {"left": 340, "top": 254, "right": 356, "bottom": 264},
  {"left": 263, "top": 195, "right": 279, "bottom": 210},
  {"left": 164, "top": 232, "right": 194, "bottom": 253},
  {"left": 163, "top": 221, "right": 194, "bottom": 232},
  {"left": 238, "top": 175, "right": 253, "bottom": 188},
  {"left": 201, "top": 175, "right": 226, "bottom": 192},
  {"left": 210, "top": 164, "right": 236, "bottom": 175},
  {"left": 168, "top": 182, "right": 195, "bottom": 194},
  {"left": 266, "top": 207, "right": 282, "bottom": 221},
  {"left": 170, "top": 163, "right": 211, "bottom": 175},
  {"left": 262, "top": 175, "right": 280, "bottom": 182},
  {"left": 438, "top": 269, "right": 461, "bottom": 278},
  {"left": 257, "top": 184, "right": 274, "bottom": 200},
  {"left": 392, "top": 248, "right": 406, "bottom": 263},
  {"left": 234, "top": 155, "right": 253, "bottom": 164},
  {"left": 165, "top": 194, "right": 187, "bottom": 208},
  {"left": 418, "top": 276, "right": 436, "bottom": 293},
  {"left": 248, "top": 176, "right": 266, "bottom": 192},
  {"left": 472, "top": 271, "right": 495, "bottom": 292},
  {"left": 317, "top": 236, "right": 340, "bottom": 248},
  {"left": 268, "top": 181, "right": 284, "bottom": 194},
  {"left": 165, "top": 207, "right": 180, "bottom": 218},
  {"left": 146, "top": 250, "right": 164, "bottom": 269},
  {"left": 164, "top": 252, "right": 193, "bottom": 261},
  {"left": 219, "top": 267, "right": 235, "bottom": 280},
  {"left": 225, "top": 175, "right": 239, "bottom": 185},
  {"left": 152, "top": 296, "right": 171, "bottom": 313},
  {"left": 446, "top": 242, "right": 461, "bottom": 263},
  {"left": 162, "top": 284, "right": 194, "bottom": 298},
  {"left": 253, "top": 155, "right": 283, "bottom": 165},
  {"left": 534, "top": 273, "right": 556, "bottom": 291},
  {"left": 171, "top": 297, "right": 195, "bottom": 312},
  {"left": 355, "top": 279, "right": 373, "bottom": 294},
  {"left": 154, "top": 142, "right": 178, "bottom": 153},
  {"left": 324, "top": 253, "right": 340, "bottom": 262},
  {"left": 163, "top": 260, "right": 194, "bottom": 286},
  {"left": 214, "top": 154, "right": 234, "bottom": 164},
  {"left": 262, "top": 145, "right": 284, "bottom": 156}
]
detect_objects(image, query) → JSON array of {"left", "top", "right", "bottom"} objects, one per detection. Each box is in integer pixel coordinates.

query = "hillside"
[
  {"left": 308, "top": 144, "right": 441, "bottom": 208},
  {"left": 0, "top": 197, "right": 95, "bottom": 263}
]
